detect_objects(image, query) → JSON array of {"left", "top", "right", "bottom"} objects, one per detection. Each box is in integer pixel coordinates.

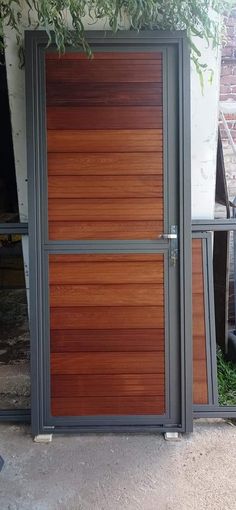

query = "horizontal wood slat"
[
  {"left": 51, "top": 374, "right": 164, "bottom": 397},
  {"left": 48, "top": 198, "right": 163, "bottom": 221},
  {"left": 51, "top": 396, "right": 165, "bottom": 416},
  {"left": 46, "top": 82, "right": 162, "bottom": 106},
  {"left": 49, "top": 259, "right": 164, "bottom": 284},
  {"left": 50, "top": 306, "right": 164, "bottom": 330},
  {"left": 47, "top": 152, "right": 163, "bottom": 175},
  {"left": 48, "top": 176, "right": 163, "bottom": 199},
  {"left": 51, "top": 352, "right": 164, "bottom": 374},
  {"left": 50, "top": 329, "right": 164, "bottom": 352},
  {"left": 47, "top": 129, "right": 163, "bottom": 153},
  {"left": 46, "top": 60, "right": 162, "bottom": 84},
  {"left": 49, "top": 220, "right": 163, "bottom": 240},
  {"left": 50, "top": 283, "right": 164, "bottom": 307},
  {"left": 47, "top": 106, "right": 163, "bottom": 130},
  {"left": 46, "top": 52, "right": 162, "bottom": 60},
  {"left": 50, "top": 254, "right": 164, "bottom": 263}
]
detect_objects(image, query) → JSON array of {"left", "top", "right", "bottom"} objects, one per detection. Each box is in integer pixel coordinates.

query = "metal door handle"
[
  {"left": 161, "top": 233, "right": 178, "bottom": 240},
  {"left": 159, "top": 226, "right": 178, "bottom": 266}
]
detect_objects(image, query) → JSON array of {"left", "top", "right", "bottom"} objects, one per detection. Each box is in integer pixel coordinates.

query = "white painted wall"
[
  {"left": 4, "top": 19, "right": 221, "bottom": 258},
  {"left": 191, "top": 37, "right": 221, "bottom": 219}
]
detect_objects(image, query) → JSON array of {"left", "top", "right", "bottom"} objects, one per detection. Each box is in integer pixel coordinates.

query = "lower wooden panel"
[
  {"left": 51, "top": 396, "right": 165, "bottom": 416},
  {"left": 50, "top": 252, "right": 165, "bottom": 417}
]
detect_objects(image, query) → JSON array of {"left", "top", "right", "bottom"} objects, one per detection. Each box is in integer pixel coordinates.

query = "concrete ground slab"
[{"left": 0, "top": 419, "right": 236, "bottom": 510}]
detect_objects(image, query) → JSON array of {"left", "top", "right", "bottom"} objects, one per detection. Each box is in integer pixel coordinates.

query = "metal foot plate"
[
  {"left": 164, "top": 432, "right": 181, "bottom": 441},
  {"left": 34, "top": 434, "right": 52, "bottom": 443}
]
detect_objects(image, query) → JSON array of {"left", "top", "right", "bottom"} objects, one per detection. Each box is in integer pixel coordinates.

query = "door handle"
[
  {"left": 161, "top": 233, "right": 178, "bottom": 240},
  {"left": 159, "top": 226, "right": 178, "bottom": 266}
]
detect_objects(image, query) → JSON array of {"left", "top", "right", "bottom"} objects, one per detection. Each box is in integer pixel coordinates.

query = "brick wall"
[
  {"left": 220, "top": 9, "right": 236, "bottom": 143},
  {"left": 219, "top": 10, "right": 236, "bottom": 203}
]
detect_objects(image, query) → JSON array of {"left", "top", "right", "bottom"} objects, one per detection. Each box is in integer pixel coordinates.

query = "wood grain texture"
[
  {"left": 47, "top": 152, "right": 163, "bottom": 175},
  {"left": 50, "top": 329, "right": 165, "bottom": 352},
  {"left": 50, "top": 283, "right": 164, "bottom": 307},
  {"left": 46, "top": 52, "right": 162, "bottom": 60},
  {"left": 192, "top": 239, "right": 208, "bottom": 405},
  {"left": 48, "top": 198, "right": 163, "bottom": 221},
  {"left": 48, "top": 176, "right": 163, "bottom": 199},
  {"left": 51, "top": 374, "right": 164, "bottom": 397},
  {"left": 46, "top": 60, "right": 162, "bottom": 84},
  {"left": 47, "top": 106, "right": 163, "bottom": 130},
  {"left": 50, "top": 306, "right": 164, "bottom": 330},
  {"left": 51, "top": 352, "right": 164, "bottom": 374},
  {"left": 46, "top": 82, "right": 162, "bottom": 106},
  {"left": 49, "top": 259, "right": 164, "bottom": 284},
  {"left": 49, "top": 220, "right": 163, "bottom": 240},
  {"left": 47, "top": 129, "right": 163, "bottom": 153},
  {"left": 51, "top": 395, "right": 165, "bottom": 416}
]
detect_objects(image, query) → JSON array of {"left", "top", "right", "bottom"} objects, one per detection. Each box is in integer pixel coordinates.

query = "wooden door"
[{"left": 26, "top": 32, "right": 191, "bottom": 433}]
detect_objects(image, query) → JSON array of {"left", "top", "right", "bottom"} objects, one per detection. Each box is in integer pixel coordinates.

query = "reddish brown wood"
[
  {"left": 51, "top": 395, "right": 165, "bottom": 416},
  {"left": 48, "top": 175, "right": 163, "bottom": 199},
  {"left": 50, "top": 329, "right": 165, "bottom": 352},
  {"left": 50, "top": 283, "right": 164, "bottom": 307},
  {"left": 46, "top": 82, "right": 162, "bottom": 106},
  {"left": 46, "top": 50, "right": 165, "bottom": 418},
  {"left": 49, "top": 258, "right": 164, "bottom": 284},
  {"left": 46, "top": 60, "right": 162, "bottom": 84},
  {"left": 47, "top": 106, "right": 163, "bottom": 130},
  {"left": 51, "top": 374, "right": 165, "bottom": 397},
  {"left": 47, "top": 152, "right": 163, "bottom": 176},
  {"left": 50, "top": 306, "right": 164, "bottom": 330},
  {"left": 51, "top": 351, "right": 164, "bottom": 374},
  {"left": 192, "top": 239, "right": 208, "bottom": 405},
  {"left": 47, "top": 129, "right": 163, "bottom": 153}
]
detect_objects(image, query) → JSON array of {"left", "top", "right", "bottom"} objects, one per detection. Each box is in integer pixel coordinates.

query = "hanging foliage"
[{"left": 0, "top": 0, "right": 234, "bottom": 77}]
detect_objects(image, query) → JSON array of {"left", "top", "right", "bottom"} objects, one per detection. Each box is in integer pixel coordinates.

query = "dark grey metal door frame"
[{"left": 25, "top": 29, "right": 192, "bottom": 435}]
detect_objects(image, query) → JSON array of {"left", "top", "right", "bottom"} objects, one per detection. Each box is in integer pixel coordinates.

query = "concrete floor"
[{"left": 0, "top": 420, "right": 236, "bottom": 510}]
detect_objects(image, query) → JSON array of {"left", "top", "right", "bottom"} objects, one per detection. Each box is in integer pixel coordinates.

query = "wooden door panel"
[{"left": 46, "top": 51, "right": 166, "bottom": 418}]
